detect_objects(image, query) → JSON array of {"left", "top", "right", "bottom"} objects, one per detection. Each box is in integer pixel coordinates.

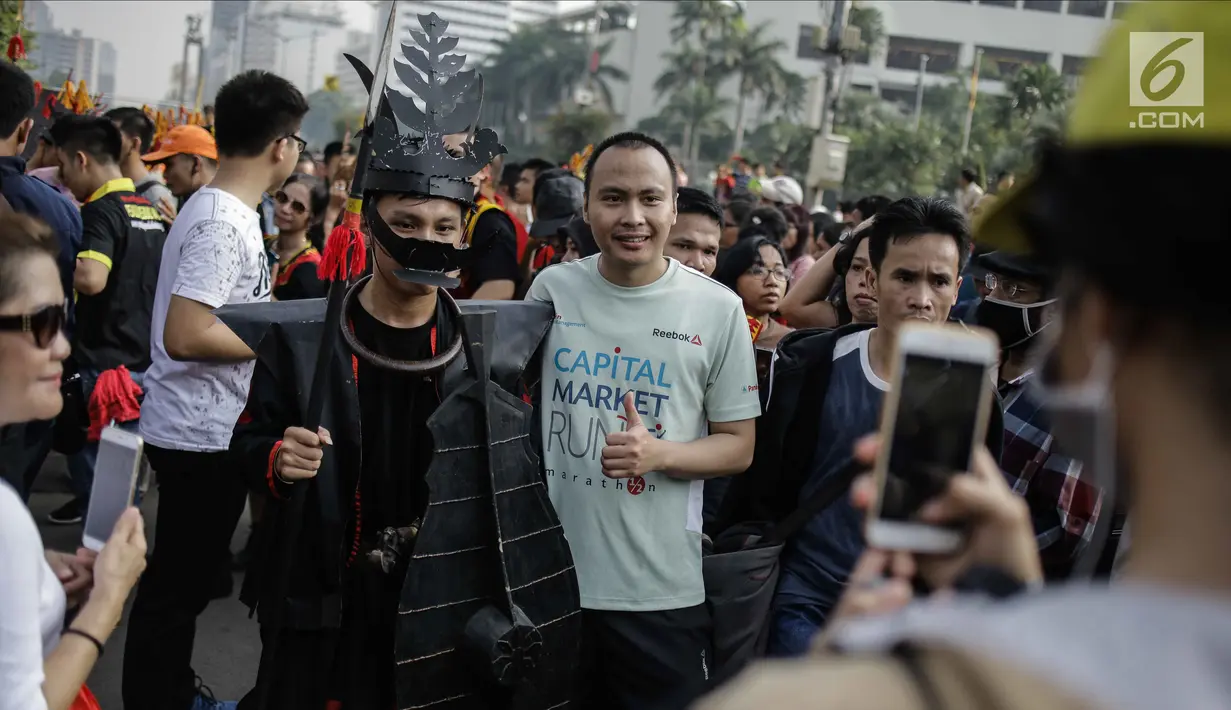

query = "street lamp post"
[{"left": 912, "top": 53, "right": 929, "bottom": 131}]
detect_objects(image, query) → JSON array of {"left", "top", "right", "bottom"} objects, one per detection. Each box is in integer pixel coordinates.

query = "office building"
[
  {"left": 22, "top": 1, "right": 117, "bottom": 96},
  {"left": 203, "top": 0, "right": 352, "bottom": 100},
  {"left": 571, "top": 0, "right": 1126, "bottom": 130}
]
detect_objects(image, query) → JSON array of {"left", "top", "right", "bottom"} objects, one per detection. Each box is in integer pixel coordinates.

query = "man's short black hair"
[
  {"left": 742, "top": 206, "right": 788, "bottom": 242},
  {"left": 675, "top": 186, "right": 722, "bottom": 227},
  {"left": 960, "top": 167, "right": 979, "bottom": 184},
  {"left": 0, "top": 61, "right": 35, "bottom": 139},
  {"left": 855, "top": 194, "right": 891, "bottom": 221},
  {"left": 867, "top": 196, "right": 971, "bottom": 274},
  {"left": 500, "top": 162, "right": 522, "bottom": 190},
  {"left": 49, "top": 115, "right": 122, "bottom": 165},
  {"left": 995, "top": 170, "right": 1014, "bottom": 183},
  {"left": 104, "top": 107, "right": 156, "bottom": 153},
  {"left": 583, "top": 131, "right": 678, "bottom": 200},
  {"left": 213, "top": 70, "right": 309, "bottom": 158},
  {"left": 521, "top": 157, "right": 555, "bottom": 175},
  {"left": 725, "top": 191, "right": 756, "bottom": 227},
  {"left": 324, "top": 141, "right": 344, "bottom": 161}
]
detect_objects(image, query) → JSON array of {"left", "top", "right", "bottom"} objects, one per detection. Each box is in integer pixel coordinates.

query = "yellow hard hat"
[{"left": 977, "top": 0, "right": 1230, "bottom": 253}]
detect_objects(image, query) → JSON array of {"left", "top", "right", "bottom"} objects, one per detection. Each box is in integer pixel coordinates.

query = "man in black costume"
[{"left": 223, "top": 13, "right": 580, "bottom": 710}]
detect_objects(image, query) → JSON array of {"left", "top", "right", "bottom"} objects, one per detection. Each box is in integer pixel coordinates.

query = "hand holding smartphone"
[
  {"left": 865, "top": 323, "right": 997, "bottom": 554},
  {"left": 83, "top": 427, "right": 144, "bottom": 552}
]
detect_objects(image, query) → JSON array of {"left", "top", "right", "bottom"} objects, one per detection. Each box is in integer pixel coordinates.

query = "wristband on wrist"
[
  {"left": 63, "top": 627, "right": 104, "bottom": 656},
  {"left": 273, "top": 450, "right": 294, "bottom": 485}
]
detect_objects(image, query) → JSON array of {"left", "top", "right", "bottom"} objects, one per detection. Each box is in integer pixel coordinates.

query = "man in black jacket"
[{"left": 718, "top": 197, "right": 1004, "bottom": 657}]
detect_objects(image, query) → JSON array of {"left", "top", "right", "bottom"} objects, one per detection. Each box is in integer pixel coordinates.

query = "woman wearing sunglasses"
[
  {"left": 271, "top": 173, "right": 329, "bottom": 301},
  {"left": 0, "top": 212, "right": 147, "bottom": 710}
]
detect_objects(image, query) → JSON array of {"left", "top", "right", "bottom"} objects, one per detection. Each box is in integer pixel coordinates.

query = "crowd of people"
[{"left": 0, "top": 2, "right": 1227, "bottom": 710}]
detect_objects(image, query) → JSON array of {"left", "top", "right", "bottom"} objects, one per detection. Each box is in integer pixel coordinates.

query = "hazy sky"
[{"left": 44, "top": 0, "right": 376, "bottom": 105}]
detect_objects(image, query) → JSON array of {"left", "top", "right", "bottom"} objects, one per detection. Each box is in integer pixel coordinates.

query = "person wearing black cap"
[
  {"left": 222, "top": 16, "right": 579, "bottom": 709},
  {"left": 974, "top": 250, "right": 1098, "bottom": 580},
  {"left": 524, "top": 167, "right": 583, "bottom": 283}
]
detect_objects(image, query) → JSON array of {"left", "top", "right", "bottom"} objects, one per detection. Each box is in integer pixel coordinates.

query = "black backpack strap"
[{"left": 763, "top": 460, "right": 862, "bottom": 544}]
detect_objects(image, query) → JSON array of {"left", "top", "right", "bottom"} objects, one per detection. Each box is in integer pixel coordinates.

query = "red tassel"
[
  {"left": 7, "top": 35, "right": 25, "bottom": 62},
  {"left": 31, "top": 80, "right": 40, "bottom": 97},
  {"left": 317, "top": 223, "right": 367, "bottom": 282}
]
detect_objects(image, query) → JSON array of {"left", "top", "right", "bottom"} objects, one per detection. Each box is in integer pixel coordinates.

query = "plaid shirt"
[{"left": 999, "top": 370, "right": 1103, "bottom": 579}]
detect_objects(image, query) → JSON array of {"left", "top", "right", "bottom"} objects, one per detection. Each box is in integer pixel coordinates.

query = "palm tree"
[
  {"left": 670, "top": 0, "right": 741, "bottom": 45},
  {"left": 721, "top": 21, "right": 792, "bottom": 154},
  {"left": 657, "top": 84, "right": 732, "bottom": 161},
  {"left": 847, "top": 4, "right": 885, "bottom": 64},
  {"left": 1003, "top": 63, "right": 1069, "bottom": 121},
  {"left": 485, "top": 23, "right": 627, "bottom": 144},
  {"left": 664, "top": 0, "right": 742, "bottom": 167}
]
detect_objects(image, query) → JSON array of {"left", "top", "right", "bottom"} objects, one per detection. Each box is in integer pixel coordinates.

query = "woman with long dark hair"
[
  {"left": 272, "top": 172, "right": 329, "bottom": 301},
  {"left": 713, "top": 235, "right": 794, "bottom": 350}
]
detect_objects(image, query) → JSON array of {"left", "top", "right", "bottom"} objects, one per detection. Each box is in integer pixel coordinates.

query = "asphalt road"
[{"left": 31, "top": 454, "right": 260, "bottom": 707}]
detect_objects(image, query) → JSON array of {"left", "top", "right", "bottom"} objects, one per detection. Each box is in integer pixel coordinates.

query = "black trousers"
[
  {"left": 122, "top": 445, "right": 248, "bottom": 710},
  {"left": 0, "top": 419, "right": 54, "bottom": 500},
  {"left": 580, "top": 604, "right": 713, "bottom": 710}
]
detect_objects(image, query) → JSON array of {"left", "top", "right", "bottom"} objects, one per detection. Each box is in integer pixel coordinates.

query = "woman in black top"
[{"left": 271, "top": 173, "right": 329, "bottom": 301}]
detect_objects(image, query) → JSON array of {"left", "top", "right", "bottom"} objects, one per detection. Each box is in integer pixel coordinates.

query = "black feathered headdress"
[
  {"left": 364, "top": 13, "right": 505, "bottom": 202},
  {"left": 345, "top": 12, "right": 506, "bottom": 287}
]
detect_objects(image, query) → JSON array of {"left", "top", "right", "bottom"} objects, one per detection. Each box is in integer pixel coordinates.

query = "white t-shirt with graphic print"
[
  {"left": 527, "top": 255, "right": 761, "bottom": 611},
  {"left": 141, "top": 187, "right": 271, "bottom": 452}
]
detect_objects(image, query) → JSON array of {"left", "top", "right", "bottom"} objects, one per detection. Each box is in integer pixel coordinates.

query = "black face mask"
[
  {"left": 976, "top": 297, "right": 1055, "bottom": 352},
  {"left": 363, "top": 199, "right": 485, "bottom": 289}
]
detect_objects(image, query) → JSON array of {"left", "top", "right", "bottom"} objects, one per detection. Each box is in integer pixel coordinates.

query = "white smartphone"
[
  {"left": 866, "top": 322, "right": 998, "bottom": 554},
  {"left": 83, "top": 427, "right": 144, "bottom": 551}
]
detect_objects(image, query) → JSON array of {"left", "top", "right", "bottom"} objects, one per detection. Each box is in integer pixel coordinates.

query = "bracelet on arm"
[
  {"left": 62, "top": 627, "right": 104, "bottom": 657},
  {"left": 273, "top": 448, "right": 294, "bottom": 486}
]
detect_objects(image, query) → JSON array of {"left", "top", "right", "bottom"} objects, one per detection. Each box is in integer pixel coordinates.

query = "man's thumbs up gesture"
[{"left": 602, "top": 391, "right": 664, "bottom": 479}]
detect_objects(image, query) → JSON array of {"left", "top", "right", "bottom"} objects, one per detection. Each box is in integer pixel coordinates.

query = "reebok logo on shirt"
[{"left": 652, "top": 328, "right": 702, "bottom": 346}]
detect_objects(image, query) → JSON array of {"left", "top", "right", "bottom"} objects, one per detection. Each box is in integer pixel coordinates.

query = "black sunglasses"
[
  {"left": 274, "top": 190, "right": 308, "bottom": 216},
  {"left": 0, "top": 302, "right": 66, "bottom": 348},
  {"left": 282, "top": 134, "right": 308, "bottom": 154}
]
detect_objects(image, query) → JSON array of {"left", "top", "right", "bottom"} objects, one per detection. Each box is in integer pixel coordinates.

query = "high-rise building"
[
  {"left": 204, "top": 0, "right": 352, "bottom": 100},
  {"left": 203, "top": 0, "right": 252, "bottom": 101},
  {"left": 373, "top": 0, "right": 561, "bottom": 84},
  {"left": 22, "top": 1, "right": 116, "bottom": 98}
]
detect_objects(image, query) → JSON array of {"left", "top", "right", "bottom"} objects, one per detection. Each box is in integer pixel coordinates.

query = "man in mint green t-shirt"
[{"left": 527, "top": 132, "right": 760, "bottom": 709}]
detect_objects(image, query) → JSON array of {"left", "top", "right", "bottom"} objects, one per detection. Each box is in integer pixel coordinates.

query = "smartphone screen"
[
  {"left": 84, "top": 431, "right": 142, "bottom": 549},
  {"left": 879, "top": 354, "right": 985, "bottom": 523}
]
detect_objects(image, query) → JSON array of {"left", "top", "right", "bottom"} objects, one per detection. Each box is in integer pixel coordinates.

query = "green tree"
[
  {"left": 720, "top": 21, "right": 798, "bottom": 155},
  {"left": 847, "top": 3, "right": 885, "bottom": 64},
  {"left": 644, "top": 83, "right": 731, "bottom": 162},
  {"left": 660, "top": 0, "right": 742, "bottom": 168},
  {"left": 485, "top": 22, "right": 627, "bottom": 149},
  {"left": 744, "top": 118, "right": 816, "bottom": 176},
  {"left": 1002, "top": 63, "right": 1069, "bottom": 122},
  {"left": 545, "top": 106, "right": 614, "bottom": 159},
  {"left": 669, "top": 0, "right": 741, "bottom": 45},
  {"left": 0, "top": 0, "right": 36, "bottom": 71}
]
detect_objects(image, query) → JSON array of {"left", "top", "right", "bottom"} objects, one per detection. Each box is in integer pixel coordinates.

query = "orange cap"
[{"left": 142, "top": 124, "right": 218, "bottom": 163}]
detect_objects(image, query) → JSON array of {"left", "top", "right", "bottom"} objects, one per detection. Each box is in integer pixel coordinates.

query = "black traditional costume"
[{"left": 222, "top": 12, "right": 581, "bottom": 710}]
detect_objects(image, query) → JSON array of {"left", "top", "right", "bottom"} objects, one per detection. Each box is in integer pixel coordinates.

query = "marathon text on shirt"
[{"left": 544, "top": 467, "right": 657, "bottom": 495}]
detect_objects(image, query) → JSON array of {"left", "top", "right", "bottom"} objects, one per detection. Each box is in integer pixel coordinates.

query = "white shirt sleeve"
[
  {"left": 0, "top": 484, "right": 57, "bottom": 710},
  {"left": 171, "top": 220, "right": 246, "bottom": 309},
  {"left": 704, "top": 304, "right": 763, "bottom": 423}
]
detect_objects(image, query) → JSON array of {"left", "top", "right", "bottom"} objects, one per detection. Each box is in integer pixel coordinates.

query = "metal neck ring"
[{"left": 340, "top": 275, "right": 464, "bottom": 374}]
